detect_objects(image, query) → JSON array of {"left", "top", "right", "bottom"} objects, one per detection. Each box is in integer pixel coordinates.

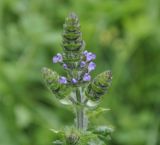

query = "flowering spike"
[
  {"left": 41, "top": 13, "right": 113, "bottom": 144},
  {"left": 41, "top": 67, "right": 71, "bottom": 99},
  {"left": 85, "top": 71, "right": 112, "bottom": 101},
  {"left": 62, "top": 13, "right": 85, "bottom": 63}
]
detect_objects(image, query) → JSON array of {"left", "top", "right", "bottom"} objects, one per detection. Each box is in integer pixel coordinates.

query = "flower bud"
[{"left": 66, "top": 132, "right": 79, "bottom": 145}]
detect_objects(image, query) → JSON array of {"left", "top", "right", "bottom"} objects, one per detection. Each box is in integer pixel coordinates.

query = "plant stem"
[{"left": 75, "top": 87, "right": 87, "bottom": 131}]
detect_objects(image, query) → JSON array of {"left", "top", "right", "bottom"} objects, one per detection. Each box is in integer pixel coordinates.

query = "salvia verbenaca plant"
[{"left": 41, "top": 13, "right": 113, "bottom": 145}]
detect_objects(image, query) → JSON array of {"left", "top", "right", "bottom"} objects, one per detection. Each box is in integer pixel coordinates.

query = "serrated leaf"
[
  {"left": 87, "top": 107, "right": 110, "bottom": 119},
  {"left": 93, "top": 126, "right": 114, "bottom": 136},
  {"left": 78, "top": 132, "right": 97, "bottom": 145}
]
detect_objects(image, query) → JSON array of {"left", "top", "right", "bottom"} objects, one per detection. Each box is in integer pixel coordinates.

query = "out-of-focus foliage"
[{"left": 0, "top": 0, "right": 160, "bottom": 145}]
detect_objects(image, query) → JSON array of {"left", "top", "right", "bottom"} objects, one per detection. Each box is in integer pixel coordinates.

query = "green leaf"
[{"left": 87, "top": 107, "right": 110, "bottom": 119}]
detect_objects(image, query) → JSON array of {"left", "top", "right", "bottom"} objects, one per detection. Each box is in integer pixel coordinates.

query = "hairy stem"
[{"left": 75, "top": 87, "right": 87, "bottom": 131}]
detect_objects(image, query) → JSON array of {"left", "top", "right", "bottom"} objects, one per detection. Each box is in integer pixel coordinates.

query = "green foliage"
[
  {"left": 87, "top": 107, "right": 110, "bottom": 119},
  {"left": 51, "top": 127, "right": 112, "bottom": 145},
  {"left": 0, "top": 0, "right": 160, "bottom": 145}
]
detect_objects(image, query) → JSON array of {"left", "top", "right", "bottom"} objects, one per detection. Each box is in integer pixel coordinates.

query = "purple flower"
[
  {"left": 83, "top": 73, "right": 91, "bottom": 81},
  {"left": 83, "top": 51, "right": 96, "bottom": 62},
  {"left": 83, "top": 50, "right": 88, "bottom": 55},
  {"left": 59, "top": 76, "right": 67, "bottom": 84},
  {"left": 80, "top": 61, "right": 86, "bottom": 68},
  {"left": 63, "top": 63, "right": 68, "bottom": 69},
  {"left": 88, "top": 62, "right": 96, "bottom": 72},
  {"left": 72, "top": 78, "right": 77, "bottom": 84},
  {"left": 53, "top": 53, "right": 63, "bottom": 63}
]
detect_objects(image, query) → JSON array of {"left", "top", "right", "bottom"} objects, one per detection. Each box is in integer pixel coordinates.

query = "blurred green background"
[{"left": 0, "top": 0, "right": 160, "bottom": 145}]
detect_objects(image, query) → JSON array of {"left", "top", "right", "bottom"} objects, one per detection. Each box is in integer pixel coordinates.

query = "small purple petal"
[
  {"left": 83, "top": 50, "right": 88, "bottom": 56},
  {"left": 91, "top": 53, "right": 96, "bottom": 59},
  {"left": 72, "top": 78, "right": 77, "bottom": 84},
  {"left": 57, "top": 53, "right": 63, "bottom": 62},
  {"left": 86, "top": 52, "right": 96, "bottom": 62},
  {"left": 88, "top": 62, "right": 96, "bottom": 72},
  {"left": 53, "top": 55, "right": 59, "bottom": 63},
  {"left": 83, "top": 73, "right": 91, "bottom": 81},
  {"left": 63, "top": 64, "right": 68, "bottom": 69},
  {"left": 59, "top": 76, "right": 67, "bottom": 84},
  {"left": 80, "top": 61, "right": 86, "bottom": 68},
  {"left": 53, "top": 53, "right": 63, "bottom": 63}
]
